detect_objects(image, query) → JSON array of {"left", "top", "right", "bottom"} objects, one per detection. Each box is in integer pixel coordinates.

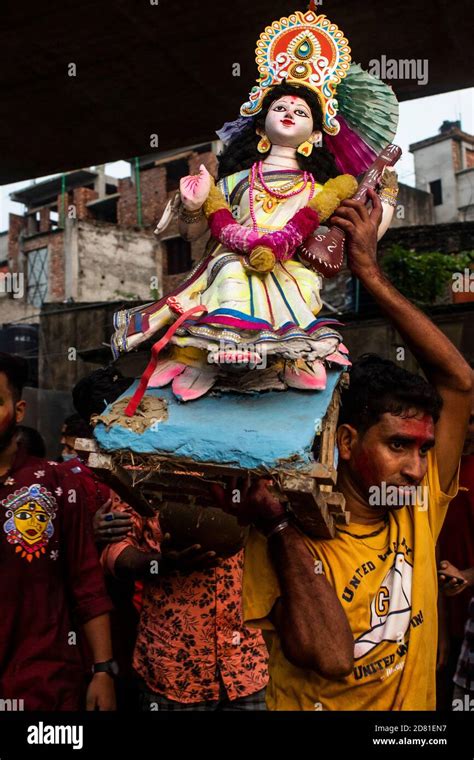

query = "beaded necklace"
[{"left": 249, "top": 161, "right": 316, "bottom": 231}]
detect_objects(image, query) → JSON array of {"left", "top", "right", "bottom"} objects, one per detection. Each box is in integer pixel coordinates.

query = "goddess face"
[
  {"left": 263, "top": 95, "right": 318, "bottom": 149},
  {"left": 13, "top": 501, "right": 50, "bottom": 545}
]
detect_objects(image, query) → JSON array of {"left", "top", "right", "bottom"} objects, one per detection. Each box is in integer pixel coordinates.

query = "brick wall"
[
  {"left": 7, "top": 213, "right": 24, "bottom": 270},
  {"left": 452, "top": 140, "right": 462, "bottom": 172},
  {"left": 73, "top": 186, "right": 99, "bottom": 221},
  {"left": 39, "top": 207, "right": 50, "bottom": 233},
  {"left": 117, "top": 166, "right": 167, "bottom": 228}
]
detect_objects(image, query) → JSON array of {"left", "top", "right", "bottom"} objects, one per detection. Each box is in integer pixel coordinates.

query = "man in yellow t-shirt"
[{"left": 232, "top": 191, "right": 472, "bottom": 710}]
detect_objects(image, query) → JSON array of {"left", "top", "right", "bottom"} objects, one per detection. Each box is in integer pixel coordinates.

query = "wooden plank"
[{"left": 280, "top": 472, "right": 335, "bottom": 539}]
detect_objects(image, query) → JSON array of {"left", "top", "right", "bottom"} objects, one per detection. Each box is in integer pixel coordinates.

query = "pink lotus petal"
[
  {"left": 325, "top": 352, "right": 352, "bottom": 367},
  {"left": 284, "top": 361, "right": 327, "bottom": 391},
  {"left": 172, "top": 365, "right": 218, "bottom": 402},
  {"left": 147, "top": 359, "right": 186, "bottom": 388}
]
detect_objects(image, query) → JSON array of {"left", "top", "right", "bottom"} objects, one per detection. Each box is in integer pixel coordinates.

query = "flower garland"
[{"left": 202, "top": 164, "right": 357, "bottom": 273}]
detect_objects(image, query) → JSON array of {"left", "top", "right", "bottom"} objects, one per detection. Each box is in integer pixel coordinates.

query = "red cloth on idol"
[{"left": 0, "top": 448, "right": 112, "bottom": 710}]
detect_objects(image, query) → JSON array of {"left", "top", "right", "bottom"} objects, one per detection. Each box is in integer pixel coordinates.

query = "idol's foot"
[
  {"left": 325, "top": 348, "right": 352, "bottom": 367},
  {"left": 283, "top": 359, "right": 327, "bottom": 391},
  {"left": 172, "top": 365, "right": 219, "bottom": 402},
  {"left": 148, "top": 359, "right": 186, "bottom": 388}
]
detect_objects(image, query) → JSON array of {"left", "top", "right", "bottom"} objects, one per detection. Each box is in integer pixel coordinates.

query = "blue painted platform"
[{"left": 94, "top": 370, "right": 341, "bottom": 471}]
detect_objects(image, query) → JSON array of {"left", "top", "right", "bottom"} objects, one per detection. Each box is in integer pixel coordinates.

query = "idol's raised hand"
[{"left": 179, "top": 163, "right": 212, "bottom": 211}]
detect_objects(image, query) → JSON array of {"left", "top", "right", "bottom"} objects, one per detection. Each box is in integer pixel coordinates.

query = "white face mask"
[
  {"left": 61, "top": 453, "right": 77, "bottom": 462},
  {"left": 264, "top": 96, "right": 315, "bottom": 149}
]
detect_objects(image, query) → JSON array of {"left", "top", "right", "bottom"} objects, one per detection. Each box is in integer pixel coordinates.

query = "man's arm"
[
  {"left": 60, "top": 473, "right": 116, "bottom": 710},
  {"left": 213, "top": 479, "right": 353, "bottom": 678},
  {"left": 331, "top": 190, "right": 473, "bottom": 492},
  {"left": 82, "top": 614, "right": 115, "bottom": 711},
  {"left": 113, "top": 541, "right": 218, "bottom": 579},
  {"left": 268, "top": 525, "right": 353, "bottom": 679},
  {"left": 438, "top": 559, "right": 474, "bottom": 595}
]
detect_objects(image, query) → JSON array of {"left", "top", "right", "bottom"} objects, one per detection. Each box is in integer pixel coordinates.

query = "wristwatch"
[{"left": 92, "top": 659, "right": 119, "bottom": 678}]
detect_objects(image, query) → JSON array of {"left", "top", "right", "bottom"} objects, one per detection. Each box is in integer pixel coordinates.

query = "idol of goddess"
[{"left": 113, "top": 8, "right": 400, "bottom": 409}]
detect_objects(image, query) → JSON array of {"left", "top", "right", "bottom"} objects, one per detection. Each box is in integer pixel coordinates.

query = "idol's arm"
[
  {"left": 331, "top": 190, "right": 473, "bottom": 493},
  {"left": 178, "top": 163, "right": 211, "bottom": 241},
  {"left": 377, "top": 167, "right": 398, "bottom": 240},
  {"left": 178, "top": 210, "right": 208, "bottom": 242},
  {"left": 268, "top": 524, "right": 354, "bottom": 678}
]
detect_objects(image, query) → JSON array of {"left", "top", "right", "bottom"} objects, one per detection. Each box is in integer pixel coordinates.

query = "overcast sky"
[{"left": 1, "top": 87, "right": 472, "bottom": 233}]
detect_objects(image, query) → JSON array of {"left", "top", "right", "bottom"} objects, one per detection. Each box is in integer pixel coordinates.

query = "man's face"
[
  {"left": 340, "top": 410, "right": 435, "bottom": 510},
  {"left": 0, "top": 372, "right": 25, "bottom": 452},
  {"left": 60, "top": 425, "right": 78, "bottom": 460}
]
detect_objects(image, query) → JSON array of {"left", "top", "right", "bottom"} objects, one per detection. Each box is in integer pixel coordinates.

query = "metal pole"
[
  {"left": 60, "top": 173, "right": 66, "bottom": 227},
  {"left": 134, "top": 157, "right": 142, "bottom": 227}
]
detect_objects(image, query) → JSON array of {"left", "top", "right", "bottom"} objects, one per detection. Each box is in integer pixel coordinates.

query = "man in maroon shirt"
[
  {"left": 0, "top": 353, "right": 117, "bottom": 710},
  {"left": 437, "top": 405, "right": 474, "bottom": 706}
]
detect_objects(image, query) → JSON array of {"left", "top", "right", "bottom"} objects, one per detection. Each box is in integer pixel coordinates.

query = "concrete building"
[
  {"left": 389, "top": 182, "right": 433, "bottom": 228},
  {"left": 2, "top": 144, "right": 219, "bottom": 325},
  {"left": 410, "top": 120, "right": 474, "bottom": 223}
]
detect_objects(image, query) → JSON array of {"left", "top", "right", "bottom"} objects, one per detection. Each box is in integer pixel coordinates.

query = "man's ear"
[
  {"left": 15, "top": 399, "right": 26, "bottom": 424},
  {"left": 337, "top": 424, "right": 359, "bottom": 461}
]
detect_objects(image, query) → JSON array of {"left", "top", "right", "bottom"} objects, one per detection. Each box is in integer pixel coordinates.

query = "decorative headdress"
[
  {"left": 240, "top": 9, "right": 350, "bottom": 136},
  {"left": 217, "top": 5, "right": 399, "bottom": 176}
]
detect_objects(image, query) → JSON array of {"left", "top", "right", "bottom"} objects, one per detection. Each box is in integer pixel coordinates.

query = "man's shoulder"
[{"left": 7, "top": 454, "right": 83, "bottom": 496}]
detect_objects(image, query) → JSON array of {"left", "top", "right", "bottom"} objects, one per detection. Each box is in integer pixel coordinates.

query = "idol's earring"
[
  {"left": 257, "top": 133, "right": 271, "bottom": 153},
  {"left": 296, "top": 139, "right": 314, "bottom": 157}
]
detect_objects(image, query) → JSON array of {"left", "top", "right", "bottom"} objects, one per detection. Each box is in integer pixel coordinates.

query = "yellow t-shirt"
[{"left": 243, "top": 449, "right": 459, "bottom": 710}]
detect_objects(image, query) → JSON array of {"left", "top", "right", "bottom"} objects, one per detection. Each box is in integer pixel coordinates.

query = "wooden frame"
[{"left": 75, "top": 374, "right": 350, "bottom": 538}]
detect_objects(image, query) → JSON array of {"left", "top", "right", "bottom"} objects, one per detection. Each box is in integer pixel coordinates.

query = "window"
[
  {"left": 27, "top": 248, "right": 48, "bottom": 307},
  {"left": 164, "top": 237, "right": 192, "bottom": 275},
  {"left": 429, "top": 179, "right": 443, "bottom": 206}
]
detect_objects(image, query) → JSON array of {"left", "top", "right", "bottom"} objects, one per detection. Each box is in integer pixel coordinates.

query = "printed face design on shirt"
[
  {"left": 13, "top": 502, "right": 49, "bottom": 544},
  {"left": 2, "top": 484, "right": 57, "bottom": 562}
]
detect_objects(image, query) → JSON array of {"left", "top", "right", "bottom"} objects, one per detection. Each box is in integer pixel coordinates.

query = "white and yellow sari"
[{"left": 112, "top": 169, "right": 344, "bottom": 364}]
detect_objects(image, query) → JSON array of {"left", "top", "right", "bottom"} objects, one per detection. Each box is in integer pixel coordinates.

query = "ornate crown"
[{"left": 240, "top": 9, "right": 351, "bottom": 135}]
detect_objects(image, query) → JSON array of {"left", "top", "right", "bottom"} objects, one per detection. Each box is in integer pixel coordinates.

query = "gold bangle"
[
  {"left": 379, "top": 188, "right": 398, "bottom": 207},
  {"left": 178, "top": 205, "right": 204, "bottom": 224}
]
